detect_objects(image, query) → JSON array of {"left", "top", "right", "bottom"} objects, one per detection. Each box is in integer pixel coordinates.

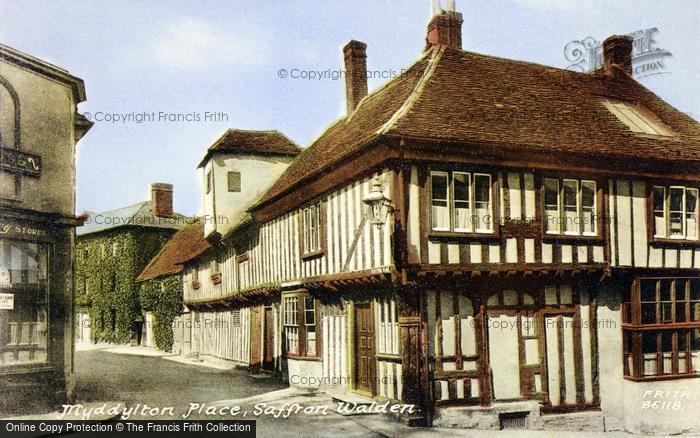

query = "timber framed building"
[{"left": 175, "top": 6, "right": 699, "bottom": 435}]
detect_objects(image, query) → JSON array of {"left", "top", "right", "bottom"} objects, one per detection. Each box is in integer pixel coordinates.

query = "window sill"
[
  {"left": 624, "top": 374, "right": 700, "bottom": 382},
  {"left": 285, "top": 354, "right": 321, "bottom": 362},
  {"left": 301, "top": 250, "right": 324, "bottom": 262},
  {"left": 650, "top": 237, "right": 700, "bottom": 248},
  {"left": 622, "top": 322, "right": 700, "bottom": 330},
  {"left": 428, "top": 230, "right": 499, "bottom": 242},
  {"left": 0, "top": 364, "right": 53, "bottom": 375},
  {"left": 542, "top": 234, "right": 604, "bottom": 244}
]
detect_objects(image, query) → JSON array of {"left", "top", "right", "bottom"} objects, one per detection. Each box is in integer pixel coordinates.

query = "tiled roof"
[
  {"left": 198, "top": 129, "right": 301, "bottom": 167},
  {"left": 136, "top": 219, "right": 211, "bottom": 282},
  {"left": 256, "top": 46, "right": 699, "bottom": 207},
  {"left": 77, "top": 201, "right": 185, "bottom": 236}
]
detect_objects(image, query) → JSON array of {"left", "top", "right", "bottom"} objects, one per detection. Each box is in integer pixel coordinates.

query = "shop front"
[
  {"left": 0, "top": 216, "right": 78, "bottom": 414},
  {"left": 0, "top": 42, "right": 90, "bottom": 415}
]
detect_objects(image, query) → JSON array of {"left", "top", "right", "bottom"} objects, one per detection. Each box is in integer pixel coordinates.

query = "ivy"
[
  {"left": 75, "top": 228, "right": 174, "bottom": 344},
  {"left": 139, "top": 275, "right": 183, "bottom": 352}
]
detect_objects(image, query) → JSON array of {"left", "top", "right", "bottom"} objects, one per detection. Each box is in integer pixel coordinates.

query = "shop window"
[{"left": 0, "top": 240, "right": 49, "bottom": 366}]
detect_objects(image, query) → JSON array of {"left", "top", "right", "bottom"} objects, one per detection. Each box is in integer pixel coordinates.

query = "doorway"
[{"left": 353, "top": 302, "right": 376, "bottom": 395}]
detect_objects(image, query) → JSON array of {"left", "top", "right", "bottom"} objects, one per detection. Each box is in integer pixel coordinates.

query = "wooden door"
[
  {"left": 262, "top": 306, "right": 275, "bottom": 371},
  {"left": 354, "top": 302, "right": 376, "bottom": 395},
  {"left": 250, "top": 307, "right": 262, "bottom": 371}
]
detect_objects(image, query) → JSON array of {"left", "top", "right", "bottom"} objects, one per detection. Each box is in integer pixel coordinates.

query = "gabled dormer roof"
[
  {"left": 197, "top": 129, "right": 301, "bottom": 168},
  {"left": 254, "top": 46, "right": 700, "bottom": 210}
]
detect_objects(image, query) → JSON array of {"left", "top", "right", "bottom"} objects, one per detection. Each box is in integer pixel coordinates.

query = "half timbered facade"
[{"left": 174, "top": 6, "right": 700, "bottom": 435}]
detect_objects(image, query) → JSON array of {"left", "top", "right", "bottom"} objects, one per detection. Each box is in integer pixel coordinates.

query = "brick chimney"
[
  {"left": 343, "top": 40, "right": 368, "bottom": 115},
  {"left": 150, "top": 183, "right": 173, "bottom": 218},
  {"left": 426, "top": 4, "right": 463, "bottom": 51},
  {"left": 603, "top": 34, "right": 633, "bottom": 77}
]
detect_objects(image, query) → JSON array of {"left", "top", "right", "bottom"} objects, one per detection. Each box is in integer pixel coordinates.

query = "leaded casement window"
[
  {"left": 543, "top": 178, "right": 597, "bottom": 236},
  {"left": 282, "top": 293, "right": 319, "bottom": 358},
  {"left": 622, "top": 278, "right": 700, "bottom": 379},
  {"left": 0, "top": 240, "right": 49, "bottom": 366},
  {"left": 653, "top": 185, "right": 698, "bottom": 241},
  {"left": 430, "top": 170, "right": 493, "bottom": 233},
  {"left": 301, "top": 203, "right": 324, "bottom": 256}
]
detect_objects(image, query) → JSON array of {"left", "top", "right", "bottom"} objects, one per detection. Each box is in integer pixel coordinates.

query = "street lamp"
[{"left": 363, "top": 177, "right": 394, "bottom": 229}]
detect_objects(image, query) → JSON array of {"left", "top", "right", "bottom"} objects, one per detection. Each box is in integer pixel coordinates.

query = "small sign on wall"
[{"left": 0, "top": 293, "right": 14, "bottom": 310}]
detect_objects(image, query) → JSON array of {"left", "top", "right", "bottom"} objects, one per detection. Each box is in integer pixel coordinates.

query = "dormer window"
[{"left": 603, "top": 100, "right": 673, "bottom": 137}]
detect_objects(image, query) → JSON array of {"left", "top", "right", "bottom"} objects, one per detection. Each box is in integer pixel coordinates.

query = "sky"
[{"left": 1, "top": 0, "right": 697, "bottom": 216}]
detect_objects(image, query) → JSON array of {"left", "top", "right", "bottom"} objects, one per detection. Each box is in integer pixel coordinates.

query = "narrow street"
[
  {"left": 74, "top": 349, "right": 285, "bottom": 419},
  {"left": 70, "top": 349, "right": 626, "bottom": 437},
  {"left": 72, "top": 349, "right": 391, "bottom": 437}
]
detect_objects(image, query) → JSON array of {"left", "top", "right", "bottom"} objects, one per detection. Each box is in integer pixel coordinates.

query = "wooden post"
[{"left": 397, "top": 285, "right": 429, "bottom": 426}]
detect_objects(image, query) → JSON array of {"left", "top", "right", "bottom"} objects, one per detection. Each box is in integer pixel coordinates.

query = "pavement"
[
  {"left": 210, "top": 387, "right": 640, "bottom": 438},
  {"left": 1, "top": 348, "right": 658, "bottom": 437}
]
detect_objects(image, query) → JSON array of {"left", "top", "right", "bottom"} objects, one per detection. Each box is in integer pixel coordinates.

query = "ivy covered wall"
[
  {"left": 75, "top": 227, "right": 176, "bottom": 344},
  {"left": 138, "top": 275, "right": 183, "bottom": 352}
]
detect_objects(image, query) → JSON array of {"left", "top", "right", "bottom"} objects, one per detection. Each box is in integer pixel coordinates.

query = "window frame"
[
  {"left": 227, "top": 171, "right": 241, "bottom": 193},
  {"left": 282, "top": 292, "right": 320, "bottom": 359},
  {"left": 429, "top": 169, "right": 497, "bottom": 236},
  {"left": 622, "top": 277, "right": 700, "bottom": 381},
  {"left": 542, "top": 176, "right": 600, "bottom": 239},
  {"left": 299, "top": 202, "right": 326, "bottom": 260},
  {"left": 205, "top": 170, "right": 212, "bottom": 194},
  {"left": 649, "top": 184, "right": 699, "bottom": 243}
]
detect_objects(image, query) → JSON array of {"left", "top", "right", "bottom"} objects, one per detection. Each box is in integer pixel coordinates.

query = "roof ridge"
[
  {"left": 89, "top": 200, "right": 148, "bottom": 216},
  {"left": 453, "top": 47, "right": 590, "bottom": 77},
  {"left": 376, "top": 46, "right": 445, "bottom": 135}
]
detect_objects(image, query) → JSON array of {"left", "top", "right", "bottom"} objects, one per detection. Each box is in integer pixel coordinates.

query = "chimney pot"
[
  {"left": 150, "top": 183, "right": 173, "bottom": 218},
  {"left": 603, "top": 34, "right": 633, "bottom": 77},
  {"left": 426, "top": 10, "right": 463, "bottom": 51},
  {"left": 343, "top": 40, "right": 368, "bottom": 115}
]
